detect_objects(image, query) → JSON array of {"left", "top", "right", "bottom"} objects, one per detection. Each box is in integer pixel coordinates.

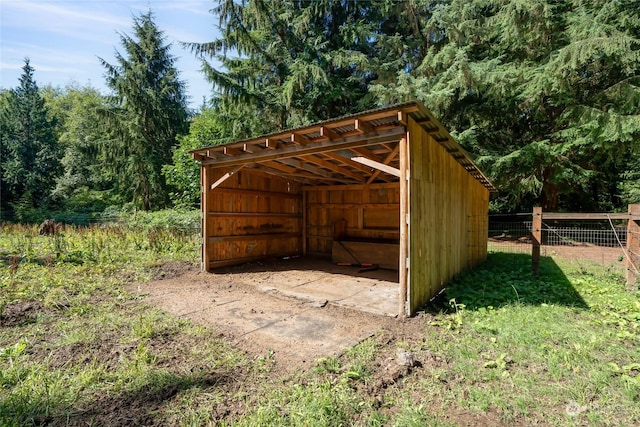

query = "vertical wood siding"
[{"left": 407, "top": 118, "right": 489, "bottom": 313}]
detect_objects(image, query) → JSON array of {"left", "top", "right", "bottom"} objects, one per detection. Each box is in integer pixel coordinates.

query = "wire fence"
[
  {"left": 486, "top": 214, "right": 630, "bottom": 265},
  {"left": 487, "top": 214, "right": 533, "bottom": 254}
]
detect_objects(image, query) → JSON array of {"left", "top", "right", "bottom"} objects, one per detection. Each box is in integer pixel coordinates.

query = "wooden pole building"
[{"left": 191, "top": 101, "right": 496, "bottom": 316}]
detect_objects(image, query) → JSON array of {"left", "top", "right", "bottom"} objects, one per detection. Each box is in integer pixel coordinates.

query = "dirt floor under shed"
[{"left": 130, "top": 258, "right": 407, "bottom": 370}]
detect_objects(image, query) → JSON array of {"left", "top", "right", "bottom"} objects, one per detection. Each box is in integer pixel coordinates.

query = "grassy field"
[{"left": 1, "top": 223, "right": 639, "bottom": 426}]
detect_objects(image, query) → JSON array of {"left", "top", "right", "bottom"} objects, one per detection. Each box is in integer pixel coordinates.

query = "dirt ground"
[
  {"left": 131, "top": 258, "right": 420, "bottom": 373},
  {"left": 489, "top": 239, "right": 627, "bottom": 266},
  {"left": 132, "top": 245, "right": 628, "bottom": 373}
]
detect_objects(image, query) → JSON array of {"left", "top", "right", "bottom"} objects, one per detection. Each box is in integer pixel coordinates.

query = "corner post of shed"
[
  {"left": 627, "top": 204, "right": 640, "bottom": 289},
  {"left": 532, "top": 206, "right": 542, "bottom": 275},
  {"left": 399, "top": 134, "right": 410, "bottom": 318},
  {"left": 201, "top": 164, "right": 210, "bottom": 272}
]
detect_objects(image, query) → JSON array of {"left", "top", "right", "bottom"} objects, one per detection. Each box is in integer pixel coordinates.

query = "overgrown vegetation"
[
  {"left": 1, "top": 224, "right": 638, "bottom": 426},
  {"left": 2, "top": 1, "right": 639, "bottom": 221}
]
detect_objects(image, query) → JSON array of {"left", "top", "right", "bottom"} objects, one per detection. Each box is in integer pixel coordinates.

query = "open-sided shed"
[{"left": 191, "top": 101, "right": 496, "bottom": 316}]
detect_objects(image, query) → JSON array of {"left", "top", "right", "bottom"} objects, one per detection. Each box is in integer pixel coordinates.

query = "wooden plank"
[
  {"left": 223, "top": 146, "right": 243, "bottom": 156},
  {"left": 201, "top": 164, "right": 210, "bottom": 272},
  {"left": 208, "top": 232, "right": 300, "bottom": 243},
  {"left": 200, "top": 127, "right": 406, "bottom": 167},
  {"left": 351, "top": 156, "right": 401, "bottom": 178},
  {"left": 322, "top": 151, "right": 382, "bottom": 175},
  {"left": 399, "top": 135, "right": 409, "bottom": 317},
  {"left": 299, "top": 154, "right": 368, "bottom": 182},
  {"left": 406, "top": 117, "right": 489, "bottom": 315},
  {"left": 332, "top": 241, "right": 399, "bottom": 270},
  {"left": 350, "top": 146, "right": 382, "bottom": 162},
  {"left": 363, "top": 209, "right": 400, "bottom": 229},
  {"left": 532, "top": 207, "right": 542, "bottom": 275},
  {"left": 302, "top": 182, "right": 399, "bottom": 192},
  {"left": 307, "top": 203, "right": 398, "bottom": 210},
  {"left": 277, "top": 157, "right": 344, "bottom": 180},
  {"left": 627, "top": 204, "right": 640, "bottom": 289},
  {"left": 291, "top": 133, "right": 311, "bottom": 145},
  {"left": 245, "top": 165, "right": 320, "bottom": 185},
  {"left": 208, "top": 187, "right": 301, "bottom": 199},
  {"left": 209, "top": 252, "right": 300, "bottom": 269},
  {"left": 354, "top": 118, "right": 374, "bottom": 134},
  {"left": 542, "top": 212, "right": 635, "bottom": 220},
  {"left": 303, "top": 191, "right": 308, "bottom": 256},
  {"left": 210, "top": 165, "right": 245, "bottom": 190},
  {"left": 367, "top": 144, "right": 400, "bottom": 184},
  {"left": 320, "top": 126, "right": 338, "bottom": 141},
  {"left": 208, "top": 212, "right": 301, "bottom": 218}
]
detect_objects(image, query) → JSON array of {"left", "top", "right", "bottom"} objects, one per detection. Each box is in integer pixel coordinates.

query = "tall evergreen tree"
[
  {"left": 0, "top": 59, "right": 61, "bottom": 218},
  {"left": 186, "top": 0, "right": 379, "bottom": 131},
  {"left": 100, "top": 11, "right": 189, "bottom": 210},
  {"left": 371, "top": 0, "right": 640, "bottom": 211}
]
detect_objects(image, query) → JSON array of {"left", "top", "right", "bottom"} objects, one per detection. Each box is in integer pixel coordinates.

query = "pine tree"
[
  {"left": 99, "top": 11, "right": 189, "bottom": 210},
  {"left": 371, "top": 0, "right": 640, "bottom": 211},
  {"left": 185, "top": 0, "right": 379, "bottom": 131},
  {"left": 0, "top": 59, "right": 61, "bottom": 218}
]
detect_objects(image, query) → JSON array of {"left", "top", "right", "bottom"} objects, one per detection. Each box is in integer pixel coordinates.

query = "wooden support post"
[
  {"left": 627, "top": 204, "right": 640, "bottom": 289},
  {"left": 302, "top": 190, "right": 308, "bottom": 256},
  {"left": 399, "top": 136, "right": 409, "bottom": 317},
  {"left": 532, "top": 206, "right": 542, "bottom": 275},
  {"left": 201, "top": 165, "right": 210, "bottom": 272}
]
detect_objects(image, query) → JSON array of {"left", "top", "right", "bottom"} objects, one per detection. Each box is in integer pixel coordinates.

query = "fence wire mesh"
[
  {"left": 486, "top": 214, "right": 629, "bottom": 266},
  {"left": 487, "top": 214, "right": 532, "bottom": 254}
]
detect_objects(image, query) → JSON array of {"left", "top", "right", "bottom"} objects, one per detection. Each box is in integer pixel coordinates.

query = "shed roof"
[{"left": 191, "top": 100, "right": 496, "bottom": 192}]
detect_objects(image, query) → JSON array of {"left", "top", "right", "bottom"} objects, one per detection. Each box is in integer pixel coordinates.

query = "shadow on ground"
[
  {"left": 216, "top": 255, "right": 399, "bottom": 283},
  {"left": 429, "top": 252, "right": 588, "bottom": 312},
  {"left": 44, "top": 369, "right": 239, "bottom": 426}
]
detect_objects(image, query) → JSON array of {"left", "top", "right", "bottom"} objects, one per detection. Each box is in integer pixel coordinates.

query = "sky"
[{"left": 0, "top": 0, "right": 221, "bottom": 109}]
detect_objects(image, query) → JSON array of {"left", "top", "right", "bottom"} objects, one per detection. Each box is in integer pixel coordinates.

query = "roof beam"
[
  {"left": 322, "top": 151, "right": 380, "bottom": 175},
  {"left": 367, "top": 144, "right": 400, "bottom": 184},
  {"left": 277, "top": 158, "right": 336, "bottom": 179},
  {"left": 319, "top": 126, "right": 338, "bottom": 141},
  {"left": 299, "top": 154, "right": 368, "bottom": 182},
  {"left": 223, "top": 146, "right": 243, "bottom": 156},
  {"left": 354, "top": 118, "right": 374, "bottom": 134},
  {"left": 254, "top": 164, "right": 353, "bottom": 185},
  {"left": 350, "top": 146, "right": 382, "bottom": 162},
  {"left": 199, "top": 127, "right": 406, "bottom": 167},
  {"left": 210, "top": 165, "right": 245, "bottom": 190},
  {"left": 246, "top": 164, "right": 318, "bottom": 185},
  {"left": 291, "top": 133, "right": 311, "bottom": 145},
  {"left": 351, "top": 157, "right": 401, "bottom": 178}
]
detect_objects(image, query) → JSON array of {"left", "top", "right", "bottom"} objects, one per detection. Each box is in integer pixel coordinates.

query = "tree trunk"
[{"left": 540, "top": 169, "right": 559, "bottom": 211}]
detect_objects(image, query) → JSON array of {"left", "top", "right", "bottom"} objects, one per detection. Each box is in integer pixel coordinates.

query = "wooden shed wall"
[
  {"left": 407, "top": 118, "right": 489, "bottom": 313},
  {"left": 202, "top": 167, "right": 303, "bottom": 269},
  {"left": 303, "top": 182, "right": 400, "bottom": 255}
]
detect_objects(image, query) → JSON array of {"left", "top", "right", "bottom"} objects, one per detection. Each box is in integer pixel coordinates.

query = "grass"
[{"left": 1, "top": 222, "right": 639, "bottom": 426}]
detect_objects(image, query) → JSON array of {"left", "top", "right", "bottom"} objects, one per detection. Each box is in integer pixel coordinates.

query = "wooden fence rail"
[{"left": 531, "top": 204, "right": 640, "bottom": 289}]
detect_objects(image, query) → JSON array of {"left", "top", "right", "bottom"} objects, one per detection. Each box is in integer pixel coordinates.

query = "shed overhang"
[{"left": 190, "top": 101, "right": 497, "bottom": 192}]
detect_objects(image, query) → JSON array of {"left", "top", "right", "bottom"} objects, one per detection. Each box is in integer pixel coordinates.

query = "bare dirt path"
[{"left": 129, "top": 260, "right": 419, "bottom": 372}]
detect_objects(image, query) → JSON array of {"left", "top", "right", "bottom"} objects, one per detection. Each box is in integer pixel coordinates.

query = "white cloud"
[{"left": 1, "top": 0, "right": 128, "bottom": 43}]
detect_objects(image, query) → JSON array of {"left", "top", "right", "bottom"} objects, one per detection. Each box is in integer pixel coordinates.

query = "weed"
[{"left": 1, "top": 224, "right": 639, "bottom": 426}]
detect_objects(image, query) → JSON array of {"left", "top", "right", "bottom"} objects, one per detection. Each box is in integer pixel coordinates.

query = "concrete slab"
[
  {"left": 228, "top": 257, "right": 400, "bottom": 317},
  {"left": 133, "top": 257, "right": 400, "bottom": 367}
]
